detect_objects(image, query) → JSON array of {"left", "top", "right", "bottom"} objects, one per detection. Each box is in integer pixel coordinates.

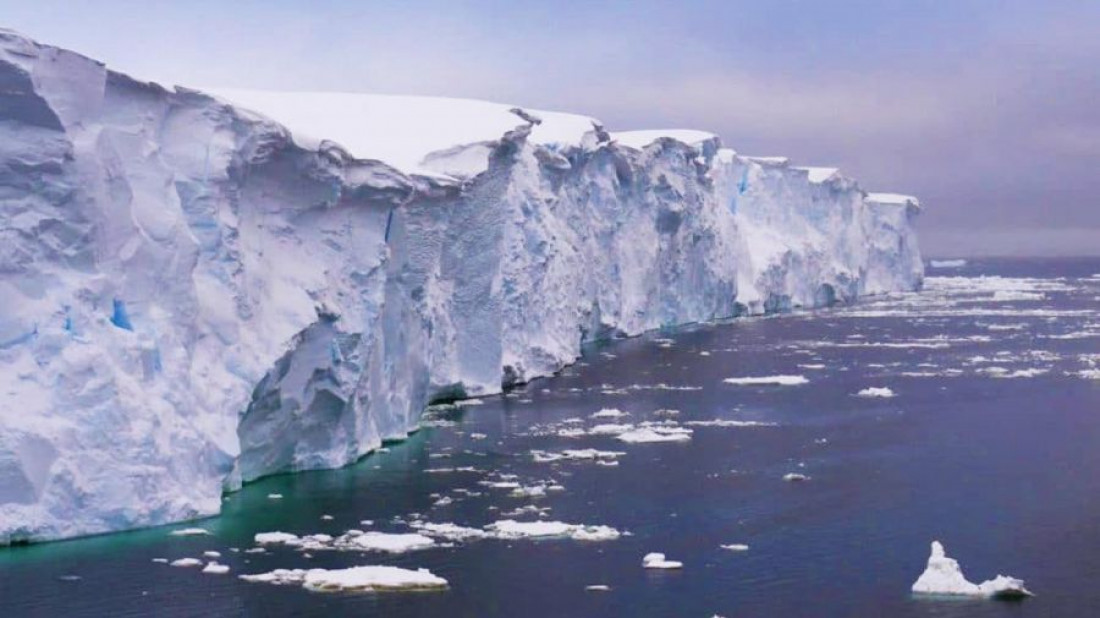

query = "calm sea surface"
[{"left": 3, "top": 257, "right": 1099, "bottom": 617}]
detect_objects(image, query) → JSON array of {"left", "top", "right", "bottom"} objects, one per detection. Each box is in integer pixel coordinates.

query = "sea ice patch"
[
  {"left": 723, "top": 375, "right": 808, "bottom": 386},
  {"left": 856, "top": 387, "right": 896, "bottom": 398}
]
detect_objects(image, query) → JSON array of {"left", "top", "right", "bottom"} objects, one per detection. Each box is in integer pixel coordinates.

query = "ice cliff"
[{"left": 0, "top": 30, "right": 923, "bottom": 543}]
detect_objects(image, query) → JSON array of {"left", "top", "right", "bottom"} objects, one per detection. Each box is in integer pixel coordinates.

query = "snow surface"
[
  {"left": 911, "top": 541, "right": 1033, "bottom": 599},
  {"left": 0, "top": 28, "right": 924, "bottom": 543},
  {"left": 204, "top": 89, "right": 598, "bottom": 179}
]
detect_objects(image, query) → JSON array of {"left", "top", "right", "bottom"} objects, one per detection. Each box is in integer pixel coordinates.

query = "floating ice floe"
[
  {"left": 642, "top": 552, "right": 683, "bottom": 569},
  {"left": 509, "top": 484, "right": 554, "bottom": 499},
  {"left": 856, "top": 387, "right": 896, "bottom": 398},
  {"left": 720, "top": 544, "right": 750, "bottom": 551},
  {"left": 978, "top": 367, "right": 1049, "bottom": 379},
  {"left": 530, "top": 448, "right": 626, "bottom": 463},
  {"left": 170, "top": 558, "right": 203, "bottom": 567},
  {"left": 617, "top": 427, "right": 692, "bottom": 443},
  {"left": 203, "top": 550, "right": 221, "bottom": 558},
  {"left": 240, "top": 566, "right": 448, "bottom": 592},
  {"left": 267, "top": 494, "right": 284, "bottom": 500},
  {"left": 911, "top": 541, "right": 1032, "bottom": 600},
  {"left": 485, "top": 520, "right": 621, "bottom": 541},
  {"left": 683, "top": 419, "right": 777, "bottom": 428},
  {"left": 586, "top": 584, "right": 611, "bottom": 591},
  {"left": 152, "top": 558, "right": 169, "bottom": 564},
  {"left": 591, "top": 408, "right": 629, "bottom": 419},
  {"left": 588, "top": 423, "right": 635, "bottom": 436},
  {"left": 783, "top": 473, "right": 810, "bottom": 482},
  {"left": 723, "top": 375, "right": 808, "bottom": 386},
  {"left": 269, "top": 530, "right": 447, "bottom": 554},
  {"left": 344, "top": 532, "right": 436, "bottom": 553},
  {"left": 169, "top": 527, "right": 211, "bottom": 537},
  {"left": 202, "top": 562, "right": 230, "bottom": 575},
  {"left": 255, "top": 531, "right": 301, "bottom": 545},
  {"left": 409, "top": 522, "right": 490, "bottom": 541}
]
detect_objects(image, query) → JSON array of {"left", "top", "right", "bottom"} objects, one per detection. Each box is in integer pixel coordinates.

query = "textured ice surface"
[{"left": 0, "top": 29, "right": 923, "bottom": 543}]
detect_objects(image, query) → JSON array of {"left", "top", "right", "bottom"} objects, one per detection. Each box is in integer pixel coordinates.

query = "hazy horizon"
[{"left": 3, "top": 0, "right": 1097, "bottom": 256}]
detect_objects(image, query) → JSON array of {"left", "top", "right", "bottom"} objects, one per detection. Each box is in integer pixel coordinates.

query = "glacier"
[{"left": 0, "top": 29, "right": 923, "bottom": 544}]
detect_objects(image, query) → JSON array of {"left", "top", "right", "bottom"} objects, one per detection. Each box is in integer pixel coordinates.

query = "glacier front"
[{"left": 0, "top": 29, "right": 923, "bottom": 543}]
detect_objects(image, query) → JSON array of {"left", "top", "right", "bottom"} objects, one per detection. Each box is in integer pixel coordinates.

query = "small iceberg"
[
  {"left": 643, "top": 552, "right": 683, "bottom": 569},
  {"left": 720, "top": 544, "right": 750, "bottom": 551},
  {"left": 911, "top": 541, "right": 1033, "bottom": 600},
  {"left": 783, "top": 473, "right": 810, "bottom": 482}
]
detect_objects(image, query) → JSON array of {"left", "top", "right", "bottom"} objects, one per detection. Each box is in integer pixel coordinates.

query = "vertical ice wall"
[{"left": 0, "top": 29, "right": 922, "bottom": 543}]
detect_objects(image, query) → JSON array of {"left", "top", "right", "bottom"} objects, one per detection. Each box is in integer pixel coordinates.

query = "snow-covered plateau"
[{"left": 0, "top": 29, "right": 923, "bottom": 543}]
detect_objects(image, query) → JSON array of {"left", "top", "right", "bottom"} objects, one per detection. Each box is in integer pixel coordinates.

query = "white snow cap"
[
  {"left": 203, "top": 89, "right": 597, "bottom": 178},
  {"left": 911, "top": 541, "right": 1033, "bottom": 599}
]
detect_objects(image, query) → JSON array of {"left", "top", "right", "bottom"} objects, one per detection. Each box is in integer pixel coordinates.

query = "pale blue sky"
[{"left": 4, "top": 1, "right": 1098, "bottom": 255}]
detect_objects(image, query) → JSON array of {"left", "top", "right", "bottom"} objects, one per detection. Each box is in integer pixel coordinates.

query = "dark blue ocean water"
[{"left": 3, "top": 257, "right": 1099, "bottom": 617}]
